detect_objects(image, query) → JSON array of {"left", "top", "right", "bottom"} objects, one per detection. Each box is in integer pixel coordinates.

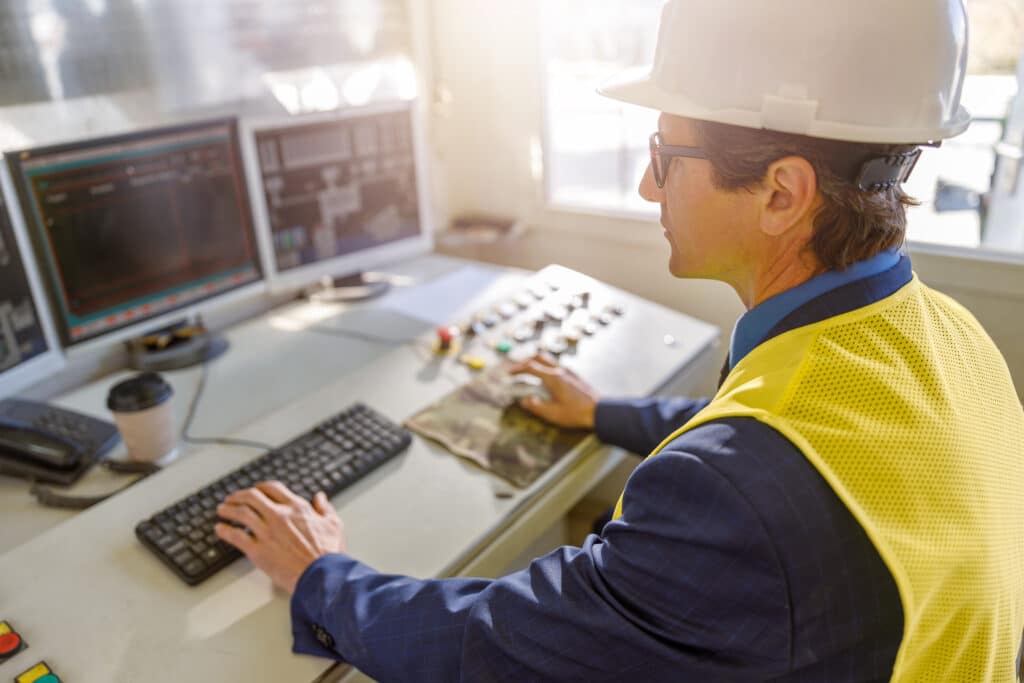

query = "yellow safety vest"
[{"left": 614, "top": 276, "right": 1024, "bottom": 681}]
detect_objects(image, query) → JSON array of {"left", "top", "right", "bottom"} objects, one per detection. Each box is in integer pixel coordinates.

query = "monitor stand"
[
  {"left": 125, "top": 318, "right": 229, "bottom": 372},
  {"left": 304, "top": 273, "right": 392, "bottom": 304}
]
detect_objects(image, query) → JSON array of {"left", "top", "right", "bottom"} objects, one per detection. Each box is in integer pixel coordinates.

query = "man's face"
[{"left": 639, "top": 115, "right": 757, "bottom": 281}]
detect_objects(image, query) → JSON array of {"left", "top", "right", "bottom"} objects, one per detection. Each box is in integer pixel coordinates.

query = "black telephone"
[{"left": 0, "top": 398, "right": 120, "bottom": 486}]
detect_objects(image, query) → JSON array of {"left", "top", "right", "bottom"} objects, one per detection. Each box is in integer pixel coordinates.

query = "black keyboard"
[{"left": 135, "top": 403, "right": 412, "bottom": 585}]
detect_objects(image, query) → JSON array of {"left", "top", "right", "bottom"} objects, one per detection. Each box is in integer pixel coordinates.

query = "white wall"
[{"left": 428, "top": 0, "right": 1024, "bottom": 401}]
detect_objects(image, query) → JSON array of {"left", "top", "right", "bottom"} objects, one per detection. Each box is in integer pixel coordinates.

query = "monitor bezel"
[
  {"left": 0, "top": 163, "right": 65, "bottom": 399},
  {"left": 239, "top": 99, "right": 434, "bottom": 296},
  {"left": 5, "top": 117, "right": 268, "bottom": 355}
]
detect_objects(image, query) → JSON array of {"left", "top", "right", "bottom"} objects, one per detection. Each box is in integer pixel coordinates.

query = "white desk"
[{"left": 0, "top": 255, "right": 719, "bottom": 682}]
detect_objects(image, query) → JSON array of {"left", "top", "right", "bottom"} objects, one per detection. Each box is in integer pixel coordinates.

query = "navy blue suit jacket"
[{"left": 289, "top": 261, "right": 911, "bottom": 681}]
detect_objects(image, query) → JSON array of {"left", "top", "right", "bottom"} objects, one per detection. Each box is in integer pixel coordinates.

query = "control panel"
[{"left": 429, "top": 264, "right": 718, "bottom": 399}]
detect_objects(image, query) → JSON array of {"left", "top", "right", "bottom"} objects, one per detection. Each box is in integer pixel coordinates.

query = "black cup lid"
[{"left": 107, "top": 372, "right": 173, "bottom": 413}]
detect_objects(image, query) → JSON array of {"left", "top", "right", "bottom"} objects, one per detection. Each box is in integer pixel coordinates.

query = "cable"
[
  {"left": 180, "top": 361, "right": 275, "bottom": 452},
  {"left": 304, "top": 324, "right": 418, "bottom": 346},
  {"left": 303, "top": 323, "right": 468, "bottom": 387},
  {"left": 33, "top": 359, "right": 271, "bottom": 510},
  {"left": 30, "top": 460, "right": 163, "bottom": 510}
]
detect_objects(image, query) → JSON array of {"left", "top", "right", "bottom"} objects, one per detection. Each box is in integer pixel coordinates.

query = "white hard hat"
[{"left": 600, "top": 0, "right": 972, "bottom": 144}]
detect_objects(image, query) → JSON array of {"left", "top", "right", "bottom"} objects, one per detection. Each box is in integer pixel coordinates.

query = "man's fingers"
[
  {"left": 215, "top": 522, "right": 256, "bottom": 554},
  {"left": 223, "top": 487, "right": 279, "bottom": 519},
  {"left": 256, "top": 480, "right": 303, "bottom": 506},
  {"left": 520, "top": 396, "right": 560, "bottom": 423},
  {"left": 508, "top": 353, "right": 559, "bottom": 374},
  {"left": 217, "top": 502, "right": 266, "bottom": 534},
  {"left": 312, "top": 492, "right": 334, "bottom": 516},
  {"left": 531, "top": 352, "right": 559, "bottom": 368},
  {"left": 512, "top": 360, "right": 561, "bottom": 384}
]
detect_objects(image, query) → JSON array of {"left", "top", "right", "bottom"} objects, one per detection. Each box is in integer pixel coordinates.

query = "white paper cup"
[{"left": 107, "top": 373, "right": 178, "bottom": 464}]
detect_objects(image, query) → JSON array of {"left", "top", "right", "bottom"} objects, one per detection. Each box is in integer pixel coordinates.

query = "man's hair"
[{"left": 695, "top": 121, "right": 919, "bottom": 271}]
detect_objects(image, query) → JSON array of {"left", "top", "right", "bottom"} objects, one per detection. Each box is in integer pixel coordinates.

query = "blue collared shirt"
[{"left": 730, "top": 249, "right": 901, "bottom": 369}]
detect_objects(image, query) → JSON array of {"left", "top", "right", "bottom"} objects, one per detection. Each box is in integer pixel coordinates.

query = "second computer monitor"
[
  {"left": 7, "top": 119, "right": 264, "bottom": 349},
  {"left": 243, "top": 101, "right": 433, "bottom": 293},
  {"left": 0, "top": 166, "right": 64, "bottom": 397}
]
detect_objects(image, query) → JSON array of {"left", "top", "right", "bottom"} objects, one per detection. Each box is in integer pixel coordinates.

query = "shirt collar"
[{"left": 730, "top": 249, "right": 903, "bottom": 369}]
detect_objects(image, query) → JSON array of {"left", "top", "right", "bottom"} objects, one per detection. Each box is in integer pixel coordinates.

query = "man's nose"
[{"left": 638, "top": 163, "right": 663, "bottom": 204}]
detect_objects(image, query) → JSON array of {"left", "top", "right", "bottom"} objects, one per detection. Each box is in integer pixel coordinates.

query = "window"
[
  {"left": 542, "top": 0, "right": 1024, "bottom": 254},
  {"left": 542, "top": 0, "right": 661, "bottom": 215}
]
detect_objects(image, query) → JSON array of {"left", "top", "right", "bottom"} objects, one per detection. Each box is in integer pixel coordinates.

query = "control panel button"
[
  {"left": 460, "top": 355, "right": 487, "bottom": 371},
  {"left": 15, "top": 661, "right": 60, "bottom": 683},
  {"left": 544, "top": 306, "right": 568, "bottom": 323},
  {"left": 514, "top": 293, "right": 534, "bottom": 308},
  {"left": 512, "top": 326, "right": 534, "bottom": 343},
  {"left": 544, "top": 338, "right": 569, "bottom": 356},
  {"left": 435, "top": 326, "right": 460, "bottom": 354},
  {"left": 0, "top": 621, "right": 26, "bottom": 663},
  {"left": 527, "top": 285, "right": 549, "bottom": 300}
]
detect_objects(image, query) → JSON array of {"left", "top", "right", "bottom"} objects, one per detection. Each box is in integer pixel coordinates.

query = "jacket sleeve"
[
  {"left": 593, "top": 397, "right": 710, "bottom": 455},
  {"left": 290, "top": 423, "right": 792, "bottom": 682}
]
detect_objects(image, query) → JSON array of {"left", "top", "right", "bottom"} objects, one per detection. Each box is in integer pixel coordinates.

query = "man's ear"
[{"left": 759, "top": 156, "right": 819, "bottom": 238}]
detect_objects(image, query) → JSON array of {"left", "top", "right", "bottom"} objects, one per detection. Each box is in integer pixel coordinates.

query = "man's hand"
[
  {"left": 215, "top": 481, "right": 346, "bottom": 595},
  {"left": 507, "top": 354, "right": 601, "bottom": 429}
]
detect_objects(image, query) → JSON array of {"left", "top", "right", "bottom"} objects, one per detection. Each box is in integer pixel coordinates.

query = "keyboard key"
[{"left": 184, "top": 560, "right": 206, "bottom": 577}]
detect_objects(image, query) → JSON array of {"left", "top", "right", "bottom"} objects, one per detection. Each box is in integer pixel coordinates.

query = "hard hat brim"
[
  {"left": 598, "top": 67, "right": 972, "bottom": 145},
  {"left": 598, "top": 66, "right": 753, "bottom": 126}
]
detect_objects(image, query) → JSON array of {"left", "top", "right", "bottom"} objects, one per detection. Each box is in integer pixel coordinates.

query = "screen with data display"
[
  {"left": 0, "top": 191, "right": 49, "bottom": 373},
  {"left": 252, "top": 107, "right": 422, "bottom": 277},
  {"left": 8, "top": 119, "right": 263, "bottom": 346}
]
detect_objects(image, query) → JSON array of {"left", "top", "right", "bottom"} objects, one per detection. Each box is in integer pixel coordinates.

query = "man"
[{"left": 215, "top": 1, "right": 1024, "bottom": 680}]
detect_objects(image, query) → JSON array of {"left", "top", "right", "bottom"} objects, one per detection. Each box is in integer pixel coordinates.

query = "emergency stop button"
[{"left": 0, "top": 620, "right": 26, "bottom": 662}]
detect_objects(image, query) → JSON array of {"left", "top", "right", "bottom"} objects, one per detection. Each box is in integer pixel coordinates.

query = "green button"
[{"left": 496, "top": 341, "right": 512, "bottom": 354}]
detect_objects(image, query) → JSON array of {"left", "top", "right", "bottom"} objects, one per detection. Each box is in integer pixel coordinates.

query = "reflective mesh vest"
[{"left": 614, "top": 277, "right": 1024, "bottom": 681}]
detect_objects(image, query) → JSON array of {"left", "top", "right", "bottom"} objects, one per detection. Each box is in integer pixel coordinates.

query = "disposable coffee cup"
[{"left": 107, "top": 372, "right": 178, "bottom": 465}]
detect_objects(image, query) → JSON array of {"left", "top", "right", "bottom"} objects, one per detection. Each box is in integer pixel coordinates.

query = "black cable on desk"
[
  {"left": 180, "top": 361, "right": 275, "bottom": 452},
  {"left": 304, "top": 323, "right": 419, "bottom": 346}
]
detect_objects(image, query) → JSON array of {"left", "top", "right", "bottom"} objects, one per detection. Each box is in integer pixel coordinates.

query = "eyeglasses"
[{"left": 649, "top": 132, "right": 708, "bottom": 188}]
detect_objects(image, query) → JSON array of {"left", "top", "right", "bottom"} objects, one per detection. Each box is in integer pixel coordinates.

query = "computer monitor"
[
  {"left": 7, "top": 119, "right": 264, "bottom": 352},
  {"left": 241, "top": 101, "right": 433, "bottom": 295},
  {"left": 0, "top": 165, "right": 64, "bottom": 399}
]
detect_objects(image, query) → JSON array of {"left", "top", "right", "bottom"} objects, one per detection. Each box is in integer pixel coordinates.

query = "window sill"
[{"left": 529, "top": 202, "right": 1024, "bottom": 299}]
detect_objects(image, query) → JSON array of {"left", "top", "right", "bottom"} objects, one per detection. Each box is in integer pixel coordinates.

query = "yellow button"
[
  {"left": 460, "top": 355, "right": 487, "bottom": 371},
  {"left": 0, "top": 621, "right": 10, "bottom": 635},
  {"left": 16, "top": 662, "right": 56, "bottom": 683}
]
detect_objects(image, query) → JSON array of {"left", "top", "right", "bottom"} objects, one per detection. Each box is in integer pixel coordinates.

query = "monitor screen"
[
  {"left": 249, "top": 104, "right": 427, "bottom": 286},
  {"left": 8, "top": 120, "right": 263, "bottom": 347},
  {"left": 0, "top": 190, "right": 49, "bottom": 374}
]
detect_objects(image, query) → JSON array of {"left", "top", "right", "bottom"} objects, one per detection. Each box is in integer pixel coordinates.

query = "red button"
[{"left": 0, "top": 631, "right": 21, "bottom": 654}]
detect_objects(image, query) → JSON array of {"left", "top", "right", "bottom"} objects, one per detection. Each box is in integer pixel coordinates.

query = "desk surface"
[{"left": 0, "top": 255, "right": 718, "bottom": 682}]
